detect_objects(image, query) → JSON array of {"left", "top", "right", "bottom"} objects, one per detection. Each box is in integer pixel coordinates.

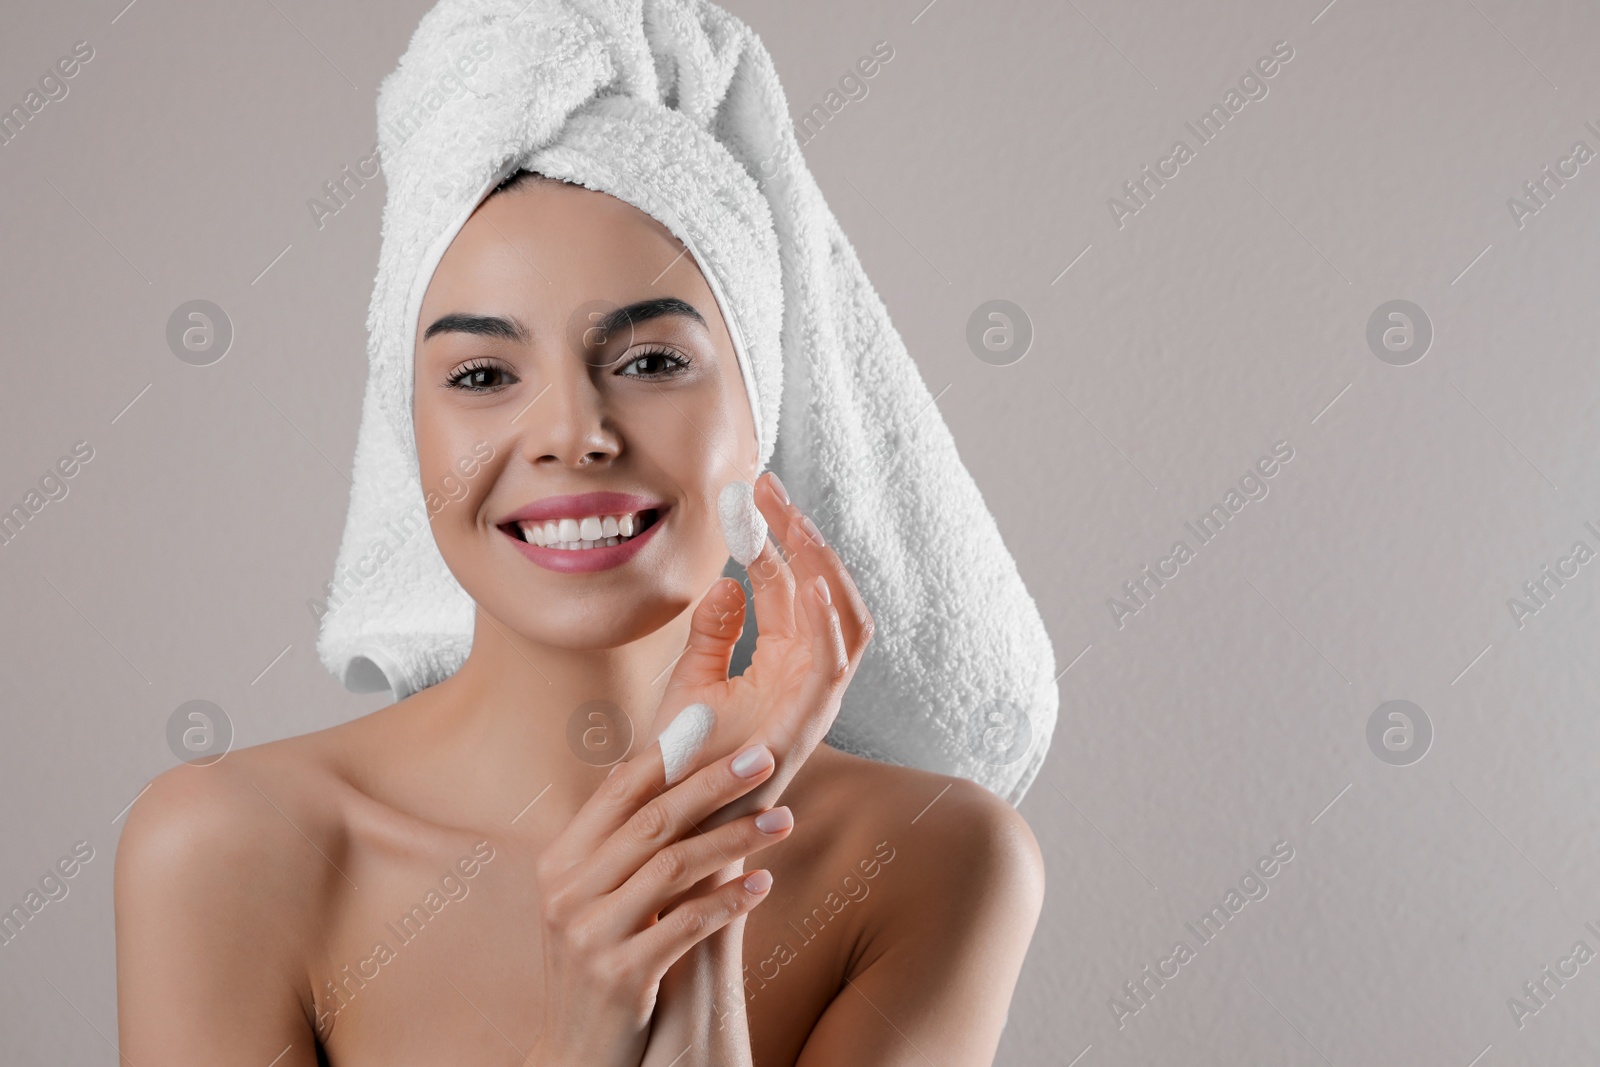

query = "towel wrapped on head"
[{"left": 316, "top": 0, "right": 1058, "bottom": 805}]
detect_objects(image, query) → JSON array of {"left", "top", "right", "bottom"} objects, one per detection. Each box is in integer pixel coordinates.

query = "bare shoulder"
[
  {"left": 800, "top": 744, "right": 1046, "bottom": 948},
  {"left": 112, "top": 704, "right": 433, "bottom": 1060},
  {"left": 776, "top": 745, "right": 1046, "bottom": 1063},
  {"left": 114, "top": 723, "right": 363, "bottom": 977},
  {"left": 123, "top": 702, "right": 358, "bottom": 847}
]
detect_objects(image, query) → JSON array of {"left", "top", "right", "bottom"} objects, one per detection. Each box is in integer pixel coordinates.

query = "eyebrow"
[{"left": 423, "top": 297, "right": 707, "bottom": 346}]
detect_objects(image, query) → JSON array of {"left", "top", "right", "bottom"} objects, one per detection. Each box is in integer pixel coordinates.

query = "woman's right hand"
[{"left": 521, "top": 739, "right": 794, "bottom": 1067}]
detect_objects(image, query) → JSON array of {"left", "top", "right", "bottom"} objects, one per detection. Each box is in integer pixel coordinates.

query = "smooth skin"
[{"left": 113, "top": 176, "right": 1045, "bottom": 1066}]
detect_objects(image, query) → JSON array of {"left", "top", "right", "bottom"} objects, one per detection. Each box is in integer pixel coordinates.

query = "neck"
[{"left": 418, "top": 602, "right": 697, "bottom": 822}]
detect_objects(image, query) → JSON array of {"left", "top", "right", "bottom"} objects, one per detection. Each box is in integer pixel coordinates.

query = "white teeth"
[{"left": 516, "top": 510, "right": 655, "bottom": 550}]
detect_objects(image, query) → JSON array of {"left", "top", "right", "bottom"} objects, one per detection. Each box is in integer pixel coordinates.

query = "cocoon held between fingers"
[
  {"left": 718, "top": 479, "right": 767, "bottom": 566},
  {"left": 657, "top": 702, "right": 716, "bottom": 785}
]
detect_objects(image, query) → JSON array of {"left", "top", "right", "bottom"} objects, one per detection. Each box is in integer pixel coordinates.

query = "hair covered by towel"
[{"left": 317, "top": 0, "right": 1060, "bottom": 805}]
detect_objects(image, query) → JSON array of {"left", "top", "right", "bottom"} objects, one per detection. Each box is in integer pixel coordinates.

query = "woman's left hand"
[
  {"left": 644, "top": 470, "right": 874, "bottom": 833},
  {"left": 633, "top": 472, "right": 874, "bottom": 1065}
]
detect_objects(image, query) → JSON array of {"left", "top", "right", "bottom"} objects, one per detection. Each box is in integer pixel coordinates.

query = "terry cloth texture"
[{"left": 316, "top": 0, "right": 1058, "bottom": 805}]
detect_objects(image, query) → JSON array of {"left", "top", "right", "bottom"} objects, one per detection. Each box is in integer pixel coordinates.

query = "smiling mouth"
[{"left": 499, "top": 508, "right": 664, "bottom": 551}]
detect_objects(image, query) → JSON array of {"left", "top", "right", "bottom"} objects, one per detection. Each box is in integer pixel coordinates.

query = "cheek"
[
  {"left": 678, "top": 374, "right": 759, "bottom": 473},
  {"left": 413, "top": 402, "right": 455, "bottom": 494},
  {"left": 725, "top": 379, "right": 761, "bottom": 477},
  {"left": 646, "top": 384, "right": 755, "bottom": 498},
  {"left": 413, "top": 395, "right": 501, "bottom": 531}
]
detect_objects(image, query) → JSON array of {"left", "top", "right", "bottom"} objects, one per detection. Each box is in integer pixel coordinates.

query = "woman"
[{"left": 115, "top": 3, "right": 1051, "bottom": 1063}]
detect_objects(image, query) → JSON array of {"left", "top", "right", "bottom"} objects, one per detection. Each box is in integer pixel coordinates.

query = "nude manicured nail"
[
  {"left": 731, "top": 744, "right": 773, "bottom": 778},
  {"left": 755, "top": 807, "right": 792, "bottom": 834},
  {"left": 744, "top": 870, "right": 773, "bottom": 894},
  {"left": 767, "top": 471, "right": 789, "bottom": 505},
  {"left": 814, "top": 575, "right": 831, "bottom": 604},
  {"left": 798, "top": 514, "right": 825, "bottom": 547}
]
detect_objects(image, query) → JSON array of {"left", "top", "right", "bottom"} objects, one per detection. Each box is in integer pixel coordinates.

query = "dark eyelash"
[
  {"left": 445, "top": 347, "right": 691, "bottom": 392},
  {"left": 445, "top": 358, "right": 513, "bottom": 392},
  {"left": 619, "top": 346, "right": 692, "bottom": 378}
]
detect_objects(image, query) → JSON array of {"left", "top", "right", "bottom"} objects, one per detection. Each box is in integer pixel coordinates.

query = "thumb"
[{"left": 666, "top": 577, "right": 746, "bottom": 691}]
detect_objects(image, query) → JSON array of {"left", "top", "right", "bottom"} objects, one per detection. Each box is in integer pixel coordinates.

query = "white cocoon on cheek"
[
  {"left": 658, "top": 702, "right": 716, "bottom": 785},
  {"left": 718, "top": 479, "right": 768, "bottom": 566}
]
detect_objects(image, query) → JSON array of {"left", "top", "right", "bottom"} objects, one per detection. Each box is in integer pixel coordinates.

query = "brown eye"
[
  {"left": 617, "top": 346, "right": 691, "bottom": 379},
  {"left": 446, "top": 359, "right": 517, "bottom": 392}
]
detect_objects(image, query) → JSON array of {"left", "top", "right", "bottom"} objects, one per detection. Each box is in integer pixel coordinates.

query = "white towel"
[{"left": 315, "top": 0, "right": 1058, "bottom": 805}]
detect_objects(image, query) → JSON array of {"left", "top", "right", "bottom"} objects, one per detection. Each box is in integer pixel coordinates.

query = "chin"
[
  {"left": 477, "top": 586, "right": 692, "bottom": 649},
  {"left": 443, "top": 524, "right": 722, "bottom": 643}
]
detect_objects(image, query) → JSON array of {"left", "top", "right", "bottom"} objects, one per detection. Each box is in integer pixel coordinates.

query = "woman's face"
[{"left": 412, "top": 177, "right": 759, "bottom": 650}]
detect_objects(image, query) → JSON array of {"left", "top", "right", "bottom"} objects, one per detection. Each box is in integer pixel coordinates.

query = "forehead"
[{"left": 421, "top": 180, "right": 723, "bottom": 330}]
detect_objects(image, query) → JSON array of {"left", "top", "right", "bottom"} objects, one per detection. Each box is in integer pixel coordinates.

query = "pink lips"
[
  {"left": 499, "top": 491, "right": 665, "bottom": 526},
  {"left": 497, "top": 491, "right": 670, "bottom": 574}
]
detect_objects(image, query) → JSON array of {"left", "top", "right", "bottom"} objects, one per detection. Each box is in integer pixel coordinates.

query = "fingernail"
[
  {"left": 799, "top": 515, "right": 825, "bottom": 547},
  {"left": 743, "top": 869, "right": 773, "bottom": 894},
  {"left": 814, "top": 574, "right": 831, "bottom": 604},
  {"left": 607, "top": 762, "right": 625, "bottom": 779},
  {"left": 767, "top": 471, "right": 789, "bottom": 505},
  {"left": 659, "top": 703, "right": 715, "bottom": 785},
  {"left": 719, "top": 480, "right": 768, "bottom": 567},
  {"left": 731, "top": 743, "right": 773, "bottom": 778},
  {"left": 755, "top": 807, "right": 793, "bottom": 834}
]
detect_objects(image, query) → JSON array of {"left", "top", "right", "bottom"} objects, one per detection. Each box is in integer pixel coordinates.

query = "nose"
[{"left": 517, "top": 354, "right": 621, "bottom": 469}]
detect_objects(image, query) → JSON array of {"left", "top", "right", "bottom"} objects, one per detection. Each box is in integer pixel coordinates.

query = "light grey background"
[{"left": 2, "top": 0, "right": 1598, "bottom": 1063}]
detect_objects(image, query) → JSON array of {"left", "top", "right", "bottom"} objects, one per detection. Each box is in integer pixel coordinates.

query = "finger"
[
  {"left": 805, "top": 573, "right": 851, "bottom": 692},
  {"left": 541, "top": 733, "right": 742, "bottom": 878},
  {"left": 663, "top": 577, "right": 746, "bottom": 696},
  {"left": 762, "top": 574, "right": 849, "bottom": 772},
  {"left": 601, "top": 806, "right": 793, "bottom": 940},
  {"left": 781, "top": 508, "right": 873, "bottom": 673},
  {"left": 750, "top": 472, "right": 871, "bottom": 669},
  {"left": 709, "top": 576, "right": 849, "bottom": 829},
  {"left": 564, "top": 742, "right": 777, "bottom": 901},
  {"left": 742, "top": 473, "right": 799, "bottom": 642},
  {"left": 632, "top": 868, "right": 774, "bottom": 982}
]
